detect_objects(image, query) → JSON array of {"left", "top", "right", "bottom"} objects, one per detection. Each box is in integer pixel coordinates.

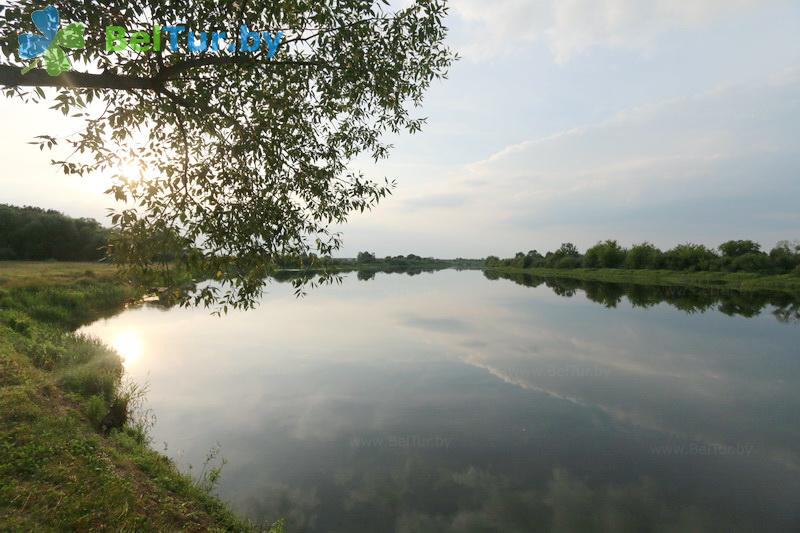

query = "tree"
[
  {"left": 510, "top": 251, "right": 528, "bottom": 268},
  {"left": 625, "top": 242, "right": 662, "bottom": 270},
  {"left": 0, "top": 1, "right": 454, "bottom": 310},
  {"left": 484, "top": 255, "right": 501, "bottom": 267},
  {"left": 662, "top": 244, "right": 718, "bottom": 271},
  {"left": 769, "top": 241, "right": 800, "bottom": 273},
  {"left": 0, "top": 204, "right": 109, "bottom": 261},
  {"left": 583, "top": 240, "right": 626, "bottom": 269},
  {"left": 556, "top": 243, "right": 581, "bottom": 258},
  {"left": 356, "top": 251, "right": 376, "bottom": 263},
  {"left": 729, "top": 253, "right": 771, "bottom": 273},
  {"left": 719, "top": 240, "right": 761, "bottom": 258},
  {"left": 546, "top": 243, "right": 582, "bottom": 268}
]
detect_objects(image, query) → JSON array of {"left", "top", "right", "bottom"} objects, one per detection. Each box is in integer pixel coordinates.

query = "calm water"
[{"left": 80, "top": 270, "right": 800, "bottom": 532}]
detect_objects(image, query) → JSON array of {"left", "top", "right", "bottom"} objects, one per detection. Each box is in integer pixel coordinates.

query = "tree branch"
[
  {"left": 157, "top": 57, "right": 323, "bottom": 82},
  {"left": 0, "top": 64, "right": 155, "bottom": 90},
  {"left": 1, "top": 59, "right": 326, "bottom": 92}
]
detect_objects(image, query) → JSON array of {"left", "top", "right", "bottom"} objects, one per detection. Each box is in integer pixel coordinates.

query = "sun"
[
  {"left": 116, "top": 159, "right": 156, "bottom": 184},
  {"left": 112, "top": 331, "right": 144, "bottom": 367}
]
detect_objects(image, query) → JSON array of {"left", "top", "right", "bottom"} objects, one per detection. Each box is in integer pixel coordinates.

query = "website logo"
[
  {"left": 105, "top": 25, "right": 283, "bottom": 57},
  {"left": 18, "top": 5, "right": 85, "bottom": 76},
  {"left": 17, "top": 5, "right": 283, "bottom": 78}
]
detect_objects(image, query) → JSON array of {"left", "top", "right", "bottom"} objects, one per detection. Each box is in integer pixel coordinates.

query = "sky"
[{"left": 2, "top": 0, "right": 799, "bottom": 258}]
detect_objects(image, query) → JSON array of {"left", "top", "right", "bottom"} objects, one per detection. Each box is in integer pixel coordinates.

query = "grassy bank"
[
  {"left": 0, "top": 263, "right": 273, "bottom": 531},
  {"left": 484, "top": 266, "right": 800, "bottom": 295}
]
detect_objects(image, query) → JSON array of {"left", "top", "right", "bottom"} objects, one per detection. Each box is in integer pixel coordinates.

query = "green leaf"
[
  {"left": 20, "top": 58, "right": 41, "bottom": 75},
  {"left": 55, "top": 23, "right": 85, "bottom": 49},
  {"left": 43, "top": 47, "right": 71, "bottom": 76}
]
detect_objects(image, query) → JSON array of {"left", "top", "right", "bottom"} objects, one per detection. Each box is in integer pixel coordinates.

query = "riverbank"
[
  {"left": 484, "top": 266, "right": 800, "bottom": 295},
  {"left": 0, "top": 262, "right": 271, "bottom": 531}
]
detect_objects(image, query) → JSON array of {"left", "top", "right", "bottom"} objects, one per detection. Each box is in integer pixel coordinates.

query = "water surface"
[{"left": 81, "top": 270, "right": 800, "bottom": 532}]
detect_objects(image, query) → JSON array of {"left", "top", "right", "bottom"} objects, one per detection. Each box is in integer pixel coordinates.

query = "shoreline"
[
  {"left": 483, "top": 266, "right": 800, "bottom": 295},
  {"left": 0, "top": 262, "right": 269, "bottom": 531}
]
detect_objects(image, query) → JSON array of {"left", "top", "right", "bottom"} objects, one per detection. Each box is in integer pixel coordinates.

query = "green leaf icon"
[
  {"left": 56, "top": 23, "right": 84, "bottom": 49},
  {"left": 21, "top": 58, "right": 42, "bottom": 75},
  {"left": 44, "top": 46, "right": 71, "bottom": 76}
]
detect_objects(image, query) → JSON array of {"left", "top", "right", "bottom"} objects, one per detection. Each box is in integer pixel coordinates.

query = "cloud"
[
  {"left": 400, "top": 314, "right": 471, "bottom": 334},
  {"left": 373, "top": 69, "right": 800, "bottom": 254},
  {"left": 453, "top": 0, "right": 782, "bottom": 62},
  {"left": 402, "top": 193, "right": 467, "bottom": 211}
]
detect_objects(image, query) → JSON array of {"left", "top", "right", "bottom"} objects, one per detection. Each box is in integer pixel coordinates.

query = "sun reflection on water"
[{"left": 112, "top": 331, "right": 144, "bottom": 367}]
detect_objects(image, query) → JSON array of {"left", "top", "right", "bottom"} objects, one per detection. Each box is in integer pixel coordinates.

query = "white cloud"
[
  {"left": 365, "top": 70, "right": 800, "bottom": 255},
  {"left": 453, "top": 0, "right": 779, "bottom": 62}
]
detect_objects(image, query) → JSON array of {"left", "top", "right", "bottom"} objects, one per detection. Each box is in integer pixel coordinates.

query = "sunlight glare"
[
  {"left": 117, "top": 159, "right": 156, "bottom": 184},
  {"left": 112, "top": 331, "right": 144, "bottom": 367}
]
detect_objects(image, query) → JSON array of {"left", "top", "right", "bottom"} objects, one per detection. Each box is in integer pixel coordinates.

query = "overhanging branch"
[
  {"left": 157, "top": 56, "right": 322, "bottom": 81},
  {"left": 1, "top": 59, "right": 326, "bottom": 93},
  {"left": 0, "top": 64, "right": 155, "bottom": 90}
]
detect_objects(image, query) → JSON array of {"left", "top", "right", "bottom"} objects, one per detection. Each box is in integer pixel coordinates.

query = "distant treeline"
[
  {"left": 354, "top": 251, "right": 482, "bottom": 268},
  {"left": 275, "top": 251, "right": 483, "bottom": 270},
  {"left": 486, "top": 240, "right": 800, "bottom": 275},
  {"left": 0, "top": 205, "right": 109, "bottom": 261}
]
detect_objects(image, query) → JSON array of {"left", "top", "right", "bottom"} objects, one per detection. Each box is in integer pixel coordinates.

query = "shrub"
[
  {"left": 770, "top": 241, "right": 800, "bottom": 273},
  {"left": 556, "top": 256, "right": 582, "bottom": 269},
  {"left": 625, "top": 242, "right": 662, "bottom": 270},
  {"left": 30, "top": 341, "right": 65, "bottom": 370},
  {"left": 59, "top": 356, "right": 123, "bottom": 401},
  {"left": 485, "top": 256, "right": 501, "bottom": 267},
  {"left": 544, "top": 243, "right": 582, "bottom": 268},
  {"left": 101, "top": 394, "right": 130, "bottom": 433},
  {"left": 730, "top": 253, "right": 772, "bottom": 273},
  {"left": 584, "top": 240, "right": 627, "bottom": 268},
  {"left": 356, "top": 251, "right": 376, "bottom": 263},
  {"left": 662, "top": 244, "right": 718, "bottom": 271},
  {"left": 59, "top": 334, "right": 116, "bottom": 367},
  {"left": 719, "top": 240, "right": 761, "bottom": 257},
  {"left": 85, "top": 395, "right": 109, "bottom": 429},
  {"left": 7, "top": 317, "right": 31, "bottom": 336}
]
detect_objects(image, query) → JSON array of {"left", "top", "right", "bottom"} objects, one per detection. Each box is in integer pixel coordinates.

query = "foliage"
[
  {"left": 356, "top": 251, "right": 377, "bottom": 264},
  {"left": 189, "top": 442, "right": 228, "bottom": 494},
  {"left": 661, "top": 243, "right": 718, "bottom": 271},
  {"left": 555, "top": 242, "right": 581, "bottom": 258},
  {"left": 625, "top": 242, "right": 662, "bottom": 270},
  {"left": 583, "top": 240, "right": 626, "bottom": 269},
  {"left": 0, "top": 278, "right": 133, "bottom": 329},
  {"left": 0, "top": 204, "right": 108, "bottom": 261},
  {"left": 728, "top": 253, "right": 772, "bottom": 273},
  {"left": 485, "top": 239, "right": 800, "bottom": 276},
  {"left": 485, "top": 255, "right": 501, "bottom": 267},
  {"left": 0, "top": 1, "right": 456, "bottom": 312},
  {"left": 719, "top": 240, "right": 762, "bottom": 257},
  {"left": 769, "top": 240, "right": 800, "bottom": 272},
  {"left": 58, "top": 354, "right": 122, "bottom": 401}
]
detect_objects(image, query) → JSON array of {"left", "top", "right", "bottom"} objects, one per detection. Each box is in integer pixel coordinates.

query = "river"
[{"left": 79, "top": 269, "right": 800, "bottom": 532}]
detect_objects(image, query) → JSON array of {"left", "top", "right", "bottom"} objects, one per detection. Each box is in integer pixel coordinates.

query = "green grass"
[
  {"left": 484, "top": 266, "right": 800, "bottom": 295},
  {"left": 0, "top": 261, "right": 118, "bottom": 288},
  {"left": 0, "top": 262, "right": 281, "bottom": 532}
]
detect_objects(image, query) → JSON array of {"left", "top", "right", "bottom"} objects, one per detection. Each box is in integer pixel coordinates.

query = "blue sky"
[{"left": 2, "top": 0, "right": 799, "bottom": 257}]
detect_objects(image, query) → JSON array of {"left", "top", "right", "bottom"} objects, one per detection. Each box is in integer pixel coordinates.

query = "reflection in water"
[
  {"left": 111, "top": 331, "right": 144, "bottom": 367},
  {"left": 484, "top": 270, "right": 800, "bottom": 323},
  {"left": 80, "top": 270, "right": 800, "bottom": 532}
]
